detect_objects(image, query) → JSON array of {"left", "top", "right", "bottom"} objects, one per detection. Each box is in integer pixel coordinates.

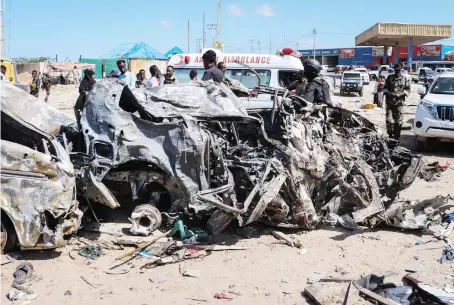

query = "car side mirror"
[{"left": 417, "top": 87, "right": 426, "bottom": 96}]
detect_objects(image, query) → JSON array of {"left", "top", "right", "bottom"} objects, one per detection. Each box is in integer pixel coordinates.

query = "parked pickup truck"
[{"left": 368, "top": 65, "right": 390, "bottom": 81}]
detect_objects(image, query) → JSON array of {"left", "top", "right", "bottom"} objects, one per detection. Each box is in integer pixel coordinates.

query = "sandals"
[{"left": 13, "top": 262, "right": 34, "bottom": 285}]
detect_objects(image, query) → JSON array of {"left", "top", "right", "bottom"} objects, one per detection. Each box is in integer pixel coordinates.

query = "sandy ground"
[{"left": 1, "top": 79, "right": 453, "bottom": 305}]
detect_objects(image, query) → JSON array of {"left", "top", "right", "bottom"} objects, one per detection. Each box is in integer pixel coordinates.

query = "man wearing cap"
[
  {"left": 383, "top": 63, "right": 411, "bottom": 140},
  {"left": 201, "top": 50, "right": 224, "bottom": 82}
]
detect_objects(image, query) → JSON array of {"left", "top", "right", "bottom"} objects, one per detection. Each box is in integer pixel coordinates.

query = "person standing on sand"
[
  {"left": 163, "top": 66, "right": 178, "bottom": 85},
  {"left": 201, "top": 50, "right": 223, "bottom": 82},
  {"left": 29, "top": 70, "right": 41, "bottom": 98},
  {"left": 79, "top": 69, "right": 96, "bottom": 94},
  {"left": 116, "top": 59, "right": 136, "bottom": 88},
  {"left": 146, "top": 65, "right": 161, "bottom": 88},
  {"left": 41, "top": 73, "right": 52, "bottom": 102}
]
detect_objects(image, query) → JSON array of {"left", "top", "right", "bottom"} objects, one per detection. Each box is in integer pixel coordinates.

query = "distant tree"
[{"left": 12, "top": 57, "right": 52, "bottom": 64}]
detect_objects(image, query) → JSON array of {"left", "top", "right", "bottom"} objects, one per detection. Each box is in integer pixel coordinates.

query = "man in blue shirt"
[{"left": 116, "top": 60, "right": 136, "bottom": 88}]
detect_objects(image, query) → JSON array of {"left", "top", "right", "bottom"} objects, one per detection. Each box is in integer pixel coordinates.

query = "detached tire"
[
  {"left": 414, "top": 137, "right": 428, "bottom": 152},
  {"left": 1, "top": 212, "right": 18, "bottom": 253}
]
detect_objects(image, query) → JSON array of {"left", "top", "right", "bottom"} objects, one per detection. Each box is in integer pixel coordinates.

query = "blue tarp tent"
[
  {"left": 99, "top": 42, "right": 167, "bottom": 60},
  {"left": 164, "top": 46, "right": 185, "bottom": 58}
]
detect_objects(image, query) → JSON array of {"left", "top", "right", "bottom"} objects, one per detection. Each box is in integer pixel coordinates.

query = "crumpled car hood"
[
  {"left": 135, "top": 81, "right": 249, "bottom": 120},
  {"left": 1, "top": 82, "right": 76, "bottom": 136}
]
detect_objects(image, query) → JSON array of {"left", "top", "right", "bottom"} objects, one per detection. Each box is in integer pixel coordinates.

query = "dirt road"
[{"left": 1, "top": 81, "right": 453, "bottom": 305}]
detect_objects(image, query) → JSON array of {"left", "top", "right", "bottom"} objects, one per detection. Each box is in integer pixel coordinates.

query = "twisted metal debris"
[
  {"left": 0, "top": 78, "right": 429, "bottom": 252},
  {"left": 74, "top": 79, "right": 423, "bottom": 233}
]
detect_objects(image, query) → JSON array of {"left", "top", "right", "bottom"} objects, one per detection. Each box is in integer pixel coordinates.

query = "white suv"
[
  {"left": 414, "top": 74, "right": 454, "bottom": 149},
  {"left": 354, "top": 68, "right": 370, "bottom": 85}
]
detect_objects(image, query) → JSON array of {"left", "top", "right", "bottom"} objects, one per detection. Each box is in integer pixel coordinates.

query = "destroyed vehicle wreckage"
[
  {"left": 1, "top": 78, "right": 425, "bottom": 250},
  {"left": 1, "top": 85, "right": 83, "bottom": 252},
  {"left": 75, "top": 79, "right": 423, "bottom": 232}
]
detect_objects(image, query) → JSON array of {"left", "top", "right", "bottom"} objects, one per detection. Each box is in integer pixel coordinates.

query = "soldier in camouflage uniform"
[{"left": 383, "top": 64, "right": 411, "bottom": 140}]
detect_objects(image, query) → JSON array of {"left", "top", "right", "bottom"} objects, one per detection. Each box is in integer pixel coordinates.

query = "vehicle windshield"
[
  {"left": 426, "top": 70, "right": 436, "bottom": 75},
  {"left": 355, "top": 69, "right": 367, "bottom": 73},
  {"left": 429, "top": 77, "right": 454, "bottom": 95},
  {"left": 343, "top": 73, "right": 361, "bottom": 79},
  {"left": 173, "top": 68, "right": 271, "bottom": 88},
  {"left": 278, "top": 70, "right": 302, "bottom": 87}
]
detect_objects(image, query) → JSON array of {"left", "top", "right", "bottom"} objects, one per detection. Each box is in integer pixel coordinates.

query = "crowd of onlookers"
[
  {"left": 2, "top": 50, "right": 228, "bottom": 102},
  {"left": 102, "top": 50, "right": 228, "bottom": 91}
]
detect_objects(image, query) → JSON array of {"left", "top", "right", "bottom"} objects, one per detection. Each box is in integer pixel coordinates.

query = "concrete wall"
[{"left": 16, "top": 62, "right": 46, "bottom": 75}]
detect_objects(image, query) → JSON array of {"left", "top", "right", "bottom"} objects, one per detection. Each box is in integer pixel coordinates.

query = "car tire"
[
  {"left": 370, "top": 75, "right": 376, "bottom": 81},
  {"left": 1, "top": 212, "right": 18, "bottom": 253},
  {"left": 340, "top": 89, "right": 344, "bottom": 96},
  {"left": 358, "top": 90, "right": 363, "bottom": 97},
  {"left": 414, "top": 136, "right": 428, "bottom": 152}
]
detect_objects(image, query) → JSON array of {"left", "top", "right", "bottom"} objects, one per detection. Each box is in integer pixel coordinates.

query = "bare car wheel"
[{"left": 1, "top": 213, "right": 18, "bottom": 253}]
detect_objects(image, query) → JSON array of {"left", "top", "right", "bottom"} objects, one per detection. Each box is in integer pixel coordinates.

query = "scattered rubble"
[{"left": 305, "top": 273, "right": 454, "bottom": 305}]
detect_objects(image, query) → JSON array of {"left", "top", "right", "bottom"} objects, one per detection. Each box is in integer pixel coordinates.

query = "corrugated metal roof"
[
  {"left": 164, "top": 46, "right": 185, "bottom": 58},
  {"left": 99, "top": 42, "right": 167, "bottom": 60}
]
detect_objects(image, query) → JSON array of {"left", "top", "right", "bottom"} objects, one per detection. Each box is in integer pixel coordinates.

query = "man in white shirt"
[
  {"left": 116, "top": 60, "right": 136, "bottom": 88},
  {"left": 146, "top": 65, "right": 161, "bottom": 88},
  {"left": 1, "top": 65, "right": 11, "bottom": 82}
]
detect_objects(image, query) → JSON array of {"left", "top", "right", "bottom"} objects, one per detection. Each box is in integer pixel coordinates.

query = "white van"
[{"left": 167, "top": 48, "right": 304, "bottom": 109}]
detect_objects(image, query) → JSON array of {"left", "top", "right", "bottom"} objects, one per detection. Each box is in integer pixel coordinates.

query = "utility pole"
[
  {"left": 258, "top": 41, "right": 261, "bottom": 53},
  {"left": 312, "top": 28, "right": 317, "bottom": 59},
  {"left": 216, "top": 0, "right": 221, "bottom": 44},
  {"left": 269, "top": 36, "right": 271, "bottom": 54},
  {"left": 0, "top": 0, "right": 4, "bottom": 57},
  {"left": 202, "top": 14, "right": 206, "bottom": 49},
  {"left": 248, "top": 39, "right": 256, "bottom": 52},
  {"left": 187, "top": 19, "right": 190, "bottom": 53},
  {"left": 297, "top": 42, "right": 299, "bottom": 51},
  {"left": 196, "top": 38, "right": 201, "bottom": 52},
  {"left": 207, "top": 24, "right": 217, "bottom": 46}
]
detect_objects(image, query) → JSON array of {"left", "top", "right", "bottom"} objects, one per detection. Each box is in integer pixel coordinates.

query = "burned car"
[
  {"left": 1, "top": 84, "right": 83, "bottom": 252},
  {"left": 75, "top": 79, "right": 423, "bottom": 234}
]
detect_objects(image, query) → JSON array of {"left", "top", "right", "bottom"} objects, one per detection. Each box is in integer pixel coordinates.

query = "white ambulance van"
[{"left": 167, "top": 48, "right": 304, "bottom": 109}]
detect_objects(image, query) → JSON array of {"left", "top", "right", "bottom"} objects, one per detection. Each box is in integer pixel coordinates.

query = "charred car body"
[
  {"left": 1, "top": 85, "right": 82, "bottom": 251},
  {"left": 75, "top": 79, "right": 423, "bottom": 233}
]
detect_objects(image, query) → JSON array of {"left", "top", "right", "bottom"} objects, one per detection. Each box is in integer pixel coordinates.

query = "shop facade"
[
  {"left": 300, "top": 48, "right": 340, "bottom": 67},
  {"left": 299, "top": 44, "right": 454, "bottom": 69}
]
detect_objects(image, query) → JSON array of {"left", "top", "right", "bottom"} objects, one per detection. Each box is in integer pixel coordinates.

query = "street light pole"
[
  {"left": 216, "top": 0, "right": 221, "bottom": 43},
  {"left": 312, "top": 28, "right": 317, "bottom": 59},
  {"left": 248, "top": 39, "right": 256, "bottom": 52}
]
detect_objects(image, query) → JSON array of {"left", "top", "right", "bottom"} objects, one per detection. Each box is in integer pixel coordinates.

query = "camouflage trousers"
[{"left": 385, "top": 99, "right": 403, "bottom": 140}]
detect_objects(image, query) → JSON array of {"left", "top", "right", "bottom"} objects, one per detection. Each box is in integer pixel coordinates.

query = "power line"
[{"left": 317, "top": 31, "right": 356, "bottom": 36}]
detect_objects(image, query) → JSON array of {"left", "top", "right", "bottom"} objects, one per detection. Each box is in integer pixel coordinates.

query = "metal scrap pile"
[
  {"left": 0, "top": 79, "right": 430, "bottom": 251},
  {"left": 73, "top": 79, "right": 424, "bottom": 232}
]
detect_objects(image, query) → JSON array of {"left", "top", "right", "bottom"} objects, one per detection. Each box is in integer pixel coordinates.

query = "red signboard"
[
  {"left": 413, "top": 45, "right": 441, "bottom": 57},
  {"left": 339, "top": 49, "right": 355, "bottom": 58}
]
